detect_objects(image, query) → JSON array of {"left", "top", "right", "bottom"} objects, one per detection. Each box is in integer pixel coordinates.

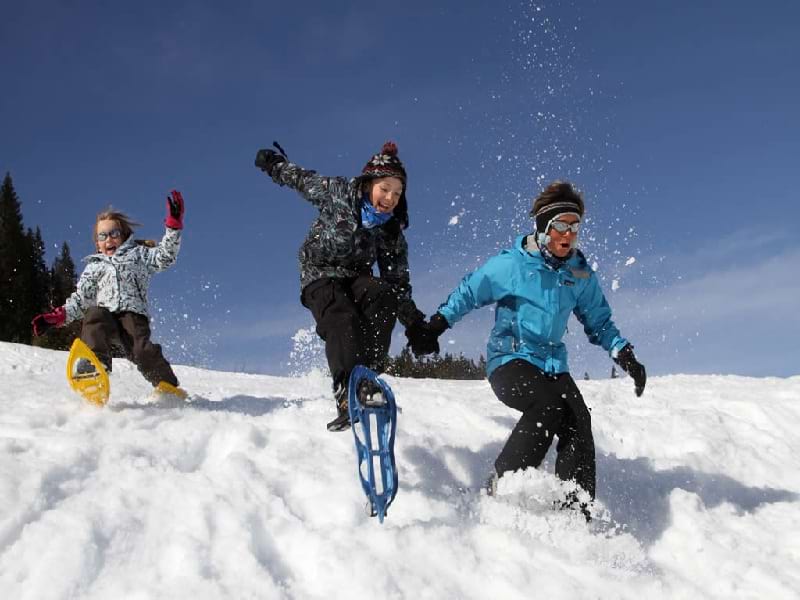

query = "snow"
[{"left": 1, "top": 342, "right": 799, "bottom": 599}]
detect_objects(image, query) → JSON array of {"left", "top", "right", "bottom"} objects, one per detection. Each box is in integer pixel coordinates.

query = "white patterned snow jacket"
[{"left": 64, "top": 228, "right": 181, "bottom": 324}]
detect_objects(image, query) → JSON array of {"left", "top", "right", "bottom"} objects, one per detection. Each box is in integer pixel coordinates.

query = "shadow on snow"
[
  {"left": 401, "top": 440, "right": 798, "bottom": 546},
  {"left": 596, "top": 453, "right": 799, "bottom": 546},
  {"left": 112, "top": 394, "right": 307, "bottom": 417}
]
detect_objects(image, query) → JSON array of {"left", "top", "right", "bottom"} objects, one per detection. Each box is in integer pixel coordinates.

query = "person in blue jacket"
[{"left": 407, "top": 181, "right": 646, "bottom": 515}]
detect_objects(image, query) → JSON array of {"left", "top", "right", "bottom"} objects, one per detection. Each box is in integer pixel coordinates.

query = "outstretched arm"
[
  {"left": 437, "top": 253, "right": 516, "bottom": 326},
  {"left": 407, "top": 253, "right": 516, "bottom": 356},
  {"left": 574, "top": 274, "right": 646, "bottom": 396},
  {"left": 255, "top": 147, "right": 350, "bottom": 209},
  {"left": 145, "top": 190, "right": 183, "bottom": 271},
  {"left": 572, "top": 275, "right": 627, "bottom": 354},
  {"left": 376, "top": 229, "right": 425, "bottom": 327},
  {"left": 61, "top": 265, "right": 100, "bottom": 324}
]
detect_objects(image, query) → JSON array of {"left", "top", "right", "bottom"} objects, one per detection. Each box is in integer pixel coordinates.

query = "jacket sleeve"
[
  {"left": 436, "top": 253, "right": 517, "bottom": 327},
  {"left": 64, "top": 264, "right": 99, "bottom": 324},
  {"left": 266, "top": 160, "right": 352, "bottom": 209},
  {"left": 144, "top": 227, "right": 182, "bottom": 272},
  {"left": 376, "top": 229, "right": 424, "bottom": 327},
  {"left": 572, "top": 274, "right": 628, "bottom": 356}
]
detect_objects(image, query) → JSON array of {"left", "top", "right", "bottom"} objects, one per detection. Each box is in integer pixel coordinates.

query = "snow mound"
[{"left": 1, "top": 342, "right": 798, "bottom": 599}]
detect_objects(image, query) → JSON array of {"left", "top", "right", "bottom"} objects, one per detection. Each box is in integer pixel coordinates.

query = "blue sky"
[{"left": 2, "top": 1, "right": 798, "bottom": 378}]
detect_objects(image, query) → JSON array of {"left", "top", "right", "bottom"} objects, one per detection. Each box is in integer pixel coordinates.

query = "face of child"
[
  {"left": 368, "top": 177, "right": 403, "bottom": 214},
  {"left": 546, "top": 213, "right": 581, "bottom": 258},
  {"left": 96, "top": 219, "right": 124, "bottom": 256}
]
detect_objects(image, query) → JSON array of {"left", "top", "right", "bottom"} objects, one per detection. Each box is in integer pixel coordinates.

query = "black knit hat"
[
  {"left": 361, "top": 141, "right": 407, "bottom": 182},
  {"left": 531, "top": 181, "right": 585, "bottom": 234},
  {"left": 359, "top": 141, "right": 409, "bottom": 229}
]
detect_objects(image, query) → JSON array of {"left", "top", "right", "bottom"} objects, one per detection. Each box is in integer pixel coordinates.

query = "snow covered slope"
[{"left": 1, "top": 342, "right": 798, "bottom": 599}]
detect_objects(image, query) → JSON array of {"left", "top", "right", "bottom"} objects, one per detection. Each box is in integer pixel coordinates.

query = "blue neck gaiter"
[{"left": 361, "top": 196, "right": 392, "bottom": 229}]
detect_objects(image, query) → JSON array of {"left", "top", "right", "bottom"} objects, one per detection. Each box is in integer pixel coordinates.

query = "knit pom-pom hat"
[
  {"left": 361, "top": 141, "right": 407, "bottom": 183},
  {"left": 359, "top": 141, "right": 409, "bottom": 229}
]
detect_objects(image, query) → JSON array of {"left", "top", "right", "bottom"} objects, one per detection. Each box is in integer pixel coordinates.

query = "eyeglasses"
[
  {"left": 549, "top": 220, "right": 581, "bottom": 234},
  {"left": 96, "top": 228, "right": 122, "bottom": 242}
]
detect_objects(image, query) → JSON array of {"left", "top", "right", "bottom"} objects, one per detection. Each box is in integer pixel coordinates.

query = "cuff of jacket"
[
  {"left": 609, "top": 337, "right": 630, "bottom": 358},
  {"left": 397, "top": 299, "right": 425, "bottom": 328}
]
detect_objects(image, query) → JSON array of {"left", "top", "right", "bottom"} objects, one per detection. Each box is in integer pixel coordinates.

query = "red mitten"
[
  {"left": 32, "top": 306, "right": 66, "bottom": 336},
  {"left": 165, "top": 190, "right": 184, "bottom": 230}
]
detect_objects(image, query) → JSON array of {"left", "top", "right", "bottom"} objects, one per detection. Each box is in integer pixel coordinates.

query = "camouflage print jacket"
[
  {"left": 63, "top": 228, "right": 181, "bottom": 324},
  {"left": 266, "top": 160, "right": 424, "bottom": 327}
]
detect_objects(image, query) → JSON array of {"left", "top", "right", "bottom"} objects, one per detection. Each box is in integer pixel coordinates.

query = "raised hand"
[
  {"left": 254, "top": 148, "right": 286, "bottom": 174},
  {"left": 165, "top": 190, "right": 184, "bottom": 230}
]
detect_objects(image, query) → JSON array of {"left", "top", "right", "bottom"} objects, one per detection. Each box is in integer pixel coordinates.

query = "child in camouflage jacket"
[{"left": 255, "top": 141, "right": 427, "bottom": 431}]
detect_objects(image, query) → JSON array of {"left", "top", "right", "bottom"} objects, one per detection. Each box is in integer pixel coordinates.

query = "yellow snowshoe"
[
  {"left": 153, "top": 381, "right": 189, "bottom": 401},
  {"left": 66, "top": 339, "right": 110, "bottom": 407}
]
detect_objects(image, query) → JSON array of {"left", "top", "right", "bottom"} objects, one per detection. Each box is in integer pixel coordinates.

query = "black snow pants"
[
  {"left": 301, "top": 275, "right": 398, "bottom": 391},
  {"left": 489, "top": 359, "right": 596, "bottom": 498},
  {"left": 81, "top": 306, "right": 179, "bottom": 388}
]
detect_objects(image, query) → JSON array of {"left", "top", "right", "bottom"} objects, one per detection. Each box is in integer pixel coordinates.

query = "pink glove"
[
  {"left": 32, "top": 306, "right": 66, "bottom": 336},
  {"left": 165, "top": 190, "right": 184, "bottom": 230}
]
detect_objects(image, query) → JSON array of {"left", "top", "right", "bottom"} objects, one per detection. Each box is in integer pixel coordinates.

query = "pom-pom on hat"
[{"left": 361, "top": 141, "right": 407, "bottom": 183}]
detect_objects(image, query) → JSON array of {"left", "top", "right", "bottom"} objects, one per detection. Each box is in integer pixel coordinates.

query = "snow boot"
[{"left": 327, "top": 382, "right": 351, "bottom": 432}]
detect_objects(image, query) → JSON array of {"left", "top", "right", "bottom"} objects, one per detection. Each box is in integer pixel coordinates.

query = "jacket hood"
[
  {"left": 84, "top": 236, "right": 138, "bottom": 262},
  {"left": 512, "top": 233, "right": 589, "bottom": 270}
]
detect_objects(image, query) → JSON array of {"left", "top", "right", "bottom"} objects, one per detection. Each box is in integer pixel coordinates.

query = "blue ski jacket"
[{"left": 437, "top": 235, "right": 629, "bottom": 377}]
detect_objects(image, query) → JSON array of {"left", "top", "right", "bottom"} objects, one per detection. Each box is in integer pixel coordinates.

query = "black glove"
[
  {"left": 614, "top": 344, "right": 647, "bottom": 397},
  {"left": 405, "top": 313, "right": 449, "bottom": 357},
  {"left": 254, "top": 148, "right": 286, "bottom": 175}
]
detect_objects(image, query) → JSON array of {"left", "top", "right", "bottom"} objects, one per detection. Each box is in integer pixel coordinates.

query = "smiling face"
[
  {"left": 368, "top": 177, "right": 404, "bottom": 214},
  {"left": 545, "top": 213, "right": 581, "bottom": 258},
  {"left": 95, "top": 218, "right": 125, "bottom": 256}
]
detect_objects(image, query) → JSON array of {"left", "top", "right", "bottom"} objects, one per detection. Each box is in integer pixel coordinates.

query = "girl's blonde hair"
[{"left": 93, "top": 208, "right": 141, "bottom": 250}]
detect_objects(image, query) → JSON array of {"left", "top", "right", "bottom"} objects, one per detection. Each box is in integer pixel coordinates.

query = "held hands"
[
  {"left": 405, "top": 313, "right": 449, "bottom": 357},
  {"left": 165, "top": 190, "right": 184, "bottom": 230},
  {"left": 615, "top": 344, "right": 647, "bottom": 397},
  {"left": 32, "top": 306, "right": 66, "bottom": 336}
]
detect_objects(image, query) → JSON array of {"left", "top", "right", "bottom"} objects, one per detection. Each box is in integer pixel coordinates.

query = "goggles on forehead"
[
  {"left": 549, "top": 220, "right": 581, "bottom": 234},
  {"left": 96, "top": 228, "right": 123, "bottom": 242}
]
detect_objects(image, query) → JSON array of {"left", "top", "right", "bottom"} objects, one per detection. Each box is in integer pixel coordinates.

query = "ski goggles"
[
  {"left": 96, "top": 228, "right": 123, "bottom": 242},
  {"left": 549, "top": 220, "right": 581, "bottom": 234}
]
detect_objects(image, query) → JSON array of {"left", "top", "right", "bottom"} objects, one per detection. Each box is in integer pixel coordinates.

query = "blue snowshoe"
[{"left": 347, "top": 365, "right": 398, "bottom": 523}]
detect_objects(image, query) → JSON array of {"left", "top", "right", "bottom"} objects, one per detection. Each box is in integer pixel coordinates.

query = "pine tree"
[
  {"left": 50, "top": 242, "right": 77, "bottom": 305},
  {"left": 27, "top": 227, "right": 50, "bottom": 317},
  {"left": 386, "top": 348, "right": 486, "bottom": 380},
  {"left": 0, "top": 173, "right": 34, "bottom": 343}
]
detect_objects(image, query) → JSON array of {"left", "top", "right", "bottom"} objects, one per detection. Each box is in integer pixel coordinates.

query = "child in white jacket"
[{"left": 33, "top": 191, "right": 185, "bottom": 391}]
